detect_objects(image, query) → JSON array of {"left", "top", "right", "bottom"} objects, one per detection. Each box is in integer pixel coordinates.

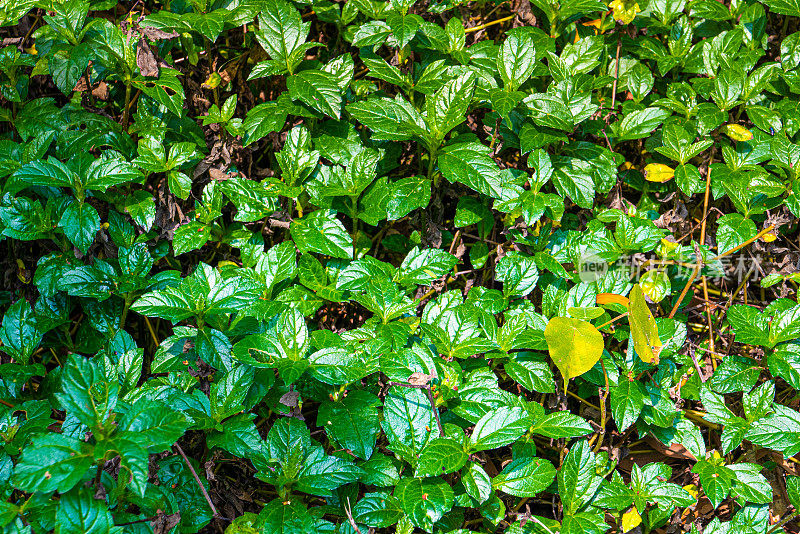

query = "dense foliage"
[{"left": 1, "top": 0, "right": 800, "bottom": 531}]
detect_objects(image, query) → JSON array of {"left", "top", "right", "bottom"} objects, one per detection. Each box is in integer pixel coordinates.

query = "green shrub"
[{"left": 0, "top": 0, "right": 799, "bottom": 532}]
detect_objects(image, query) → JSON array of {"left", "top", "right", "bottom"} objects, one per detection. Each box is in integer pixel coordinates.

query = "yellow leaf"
[
  {"left": 202, "top": 72, "right": 222, "bottom": 89},
  {"left": 596, "top": 292, "right": 630, "bottom": 307},
  {"left": 639, "top": 270, "right": 670, "bottom": 303},
  {"left": 567, "top": 306, "right": 605, "bottom": 320},
  {"left": 683, "top": 484, "right": 700, "bottom": 499},
  {"left": 659, "top": 237, "right": 679, "bottom": 254},
  {"left": 643, "top": 163, "right": 675, "bottom": 183},
  {"left": 629, "top": 284, "right": 662, "bottom": 364},
  {"left": 609, "top": 0, "right": 641, "bottom": 23},
  {"left": 721, "top": 123, "right": 753, "bottom": 142},
  {"left": 762, "top": 231, "right": 777, "bottom": 242},
  {"left": 621, "top": 508, "right": 642, "bottom": 532},
  {"left": 544, "top": 317, "right": 604, "bottom": 381}
]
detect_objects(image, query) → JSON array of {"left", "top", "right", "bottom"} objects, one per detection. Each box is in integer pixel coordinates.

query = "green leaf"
[
  {"left": 383, "top": 385, "right": 436, "bottom": 458},
  {"left": 287, "top": 70, "right": 344, "bottom": 119},
  {"left": 492, "top": 457, "right": 556, "bottom": 497},
  {"left": 716, "top": 214, "right": 757, "bottom": 255},
  {"left": 317, "top": 391, "right": 380, "bottom": 460},
  {"left": 629, "top": 284, "right": 662, "bottom": 364},
  {"left": 173, "top": 221, "right": 212, "bottom": 255},
  {"left": 425, "top": 71, "right": 476, "bottom": 139},
  {"left": 611, "top": 379, "right": 645, "bottom": 431},
  {"left": 727, "top": 305, "right": 770, "bottom": 346},
  {"left": 462, "top": 463, "right": 492, "bottom": 504},
  {"left": 210, "top": 365, "right": 254, "bottom": 422},
  {"left": 416, "top": 438, "right": 468, "bottom": 477},
  {"left": 470, "top": 407, "right": 532, "bottom": 451},
  {"left": 353, "top": 492, "right": 404, "bottom": 528},
  {"left": 614, "top": 107, "right": 671, "bottom": 142},
  {"left": 0, "top": 299, "right": 43, "bottom": 364},
  {"left": 395, "top": 477, "right": 454, "bottom": 532},
  {"left": 770, "top": 304, "right": 800, "bottom": 346},
  {"left": 768, "top": 342, "right": 800, "bottom": 390},
  {"left": 396, "top": 247, "right": 458, "bottom": 286},
  {"left": 386, "top": 12, "right": 422, "bottom": 48},
  {"left": 309, "top": 346, "right": 370, "bottom": 385},
  {"left": 692, "top": 460, "right": 733, "bottom": 509},
  {"left": 559, "top": 441, "right": 602, "bottom": 514},
  {"left": 729, "top": 463, "right": 772, "bottom": 504},
  {"left": 387, "top": 175, "right": 431, "bottom": 220},
  {"left": 259, "top": 499, "right": 316, "bottom": 534},
  {"left": 788, "top": 476, "right": 800, "bottom": 509},
  {"left": 59, "top": 201, "right": 100, "bottom": 254},
  {"left": 551, "top": 157, "right": 597, "bottom": 208},
  {"left": 254, "top": 0, "right": 313, "bottom": 74},
  {"left": 709, "top": 354, "right": 760, "bottom": 394},
  {"left": 439, "top": 141, "right": 517, "bottom": 200},
  {"left": 119, "top": 399, "right": 190, "bottom": 452},
  {"left": 497, "top": 33, "right": 537, "bottom": 91},
  {"left": 243, "top": 101, "right": 288, "bottom": 146},
  {"left": 290, "top": 209, "right": 353, "bottom": 259},
  {"left": 745, "top": 405, "right": 800, "bottom": 457},
  {"left": 57, "top": 354, "right": 118, "bottom": 429},
  {"left": 295, "top": 446, "right": 363, "bottom": 495},
  {"left": 496, "top": 251, "right": 539, "bottom": 297},
  {"left": 544, "top": 317, "right": 604, "bottom": 381},
  {"left": 9, "top": 157, "right": 75, "bottom": 191},
  {"left": 55, "top": 486, "right": 113, "bottom": 534},
  {"left": 346, "top": 96, "right": 427, "bottom": 142},
  {"left": 134, "top": 69, "right": 186, "bottom": 118},
  {"left": 11, "top": 434, "right": 94, "bottom": 493},
  {"left": 529, "top": 412, "right": 592, "bottom": 438}
]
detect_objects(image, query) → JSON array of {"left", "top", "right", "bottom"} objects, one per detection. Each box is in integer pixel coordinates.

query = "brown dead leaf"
[
  {"left": 92, "top": 81, "right": 109, "bottom": 101},
  {"left": 136, "top": 38, "right": 160, "bottom": 77},
  {"left": 407, "top": 372, "right": 433, "bottom": 386},
  {"left": 140, "top": 26, "right": 179, "bottom": 40},
  {"left": 151, "top": 512, "right": 181, "bottom": 534},
  {"left": 279, "top": 391, "right": 300, "bottom": 408},
  {"left": 645, "top": 435, "right": 697, "bottom": 461}
]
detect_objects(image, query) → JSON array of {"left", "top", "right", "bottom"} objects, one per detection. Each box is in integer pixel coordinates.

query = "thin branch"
[
  {"left": 174, "top": 443, "right": 219, "bottom": 518},
  {"left": 344, "top": 497, "right": 364, "bottom": 534},
  {"left": 387, "top": 381, "right": 444, "bottom": 436},
  {"left": 464, "top": 14, "right": 515, "bottom": 33},
  {"left": 610, "top": 33, "right": 622, "bottom": 110}
]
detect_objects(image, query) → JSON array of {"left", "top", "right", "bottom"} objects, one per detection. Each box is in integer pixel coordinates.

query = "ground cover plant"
[{"left": 0, "top": 0, "right": 800, "bottom": 531}]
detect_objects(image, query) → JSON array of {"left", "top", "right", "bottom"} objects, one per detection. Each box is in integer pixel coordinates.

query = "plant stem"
[
  {"left": 174, "top": 442, "right": 219, "bottom": 518},
  {"left": 611, "top": 33, "right": 622, "bottom": 110},
  {"left": 711, "top": 225, "right": 775, "bottom": 261},
  {"left": 387, "top": 381, "right": 444, "bottom": 436},
  {"left": 122, "top": 82, "right": 132, "bottom": 132},
  {"left": 464, "top": 14, "right": 515, "bottom": 33},
  {"left": 767, "top": 511, "right": 799, "bottom": 534},
  {"left": 119, "top": 293, "right": 132, "bottom": 330}
]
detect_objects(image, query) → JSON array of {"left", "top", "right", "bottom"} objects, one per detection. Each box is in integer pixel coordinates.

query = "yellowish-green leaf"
[
  {"left": 720, "top": 124, "right": 753, "bottom": 142},
  {"left": 596, "top": 293, "right": 630, "bottom": 307},
  {"left": 621, "top": 507, "right": 642, "bottom": 532},
  {"left": 544, "top": 317, "right": 604, "bottom": 381},
  {"left": 567, "top": 306, "right": 605, "bottom": 320},
  {"left": 629, "top": 284, "right": 662, "bottom": 364},
  {"left": 643, "top": 163, "right": 674, "bottom": 183}
]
